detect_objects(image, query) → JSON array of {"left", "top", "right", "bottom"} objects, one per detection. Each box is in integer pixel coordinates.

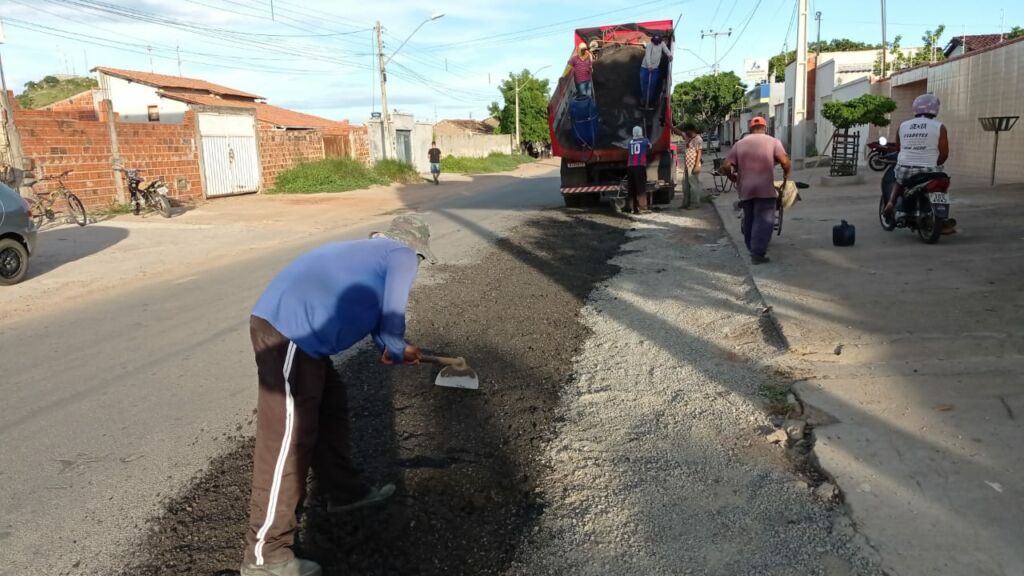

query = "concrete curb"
[{"left": 707, "top": 197, "right": 790, "bottom": 352}]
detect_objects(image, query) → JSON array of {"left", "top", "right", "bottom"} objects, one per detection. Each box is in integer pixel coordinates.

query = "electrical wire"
[
  {"left": 714, "top": 0, "right": 764, "bottom": 67},
  {"left": 414, "top": 0, "right": 680, "bottom": 53},
  {"left": 2, "top": 18, "right": 346, "bottom": 76}
]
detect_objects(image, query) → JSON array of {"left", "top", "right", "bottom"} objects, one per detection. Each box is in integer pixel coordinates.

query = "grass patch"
[
  {"left": 759, "top": 382, "right": 794, "bottom": 416},
  {"left": 441, "top": 153, "right": 535, "bottom": 175},
  {"left": 90, "top": 202, "right": 135, "bottom": 218},
  {"left": 272, "top": 158, "right": 419, "bottom": 194},
  {"left": 373, "top": 159, "right": 421, "bottom": 185}
]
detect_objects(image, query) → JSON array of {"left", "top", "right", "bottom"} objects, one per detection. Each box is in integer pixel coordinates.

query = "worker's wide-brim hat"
[{"left": 371, "top": 214, "right": 438, "bottom": 264}]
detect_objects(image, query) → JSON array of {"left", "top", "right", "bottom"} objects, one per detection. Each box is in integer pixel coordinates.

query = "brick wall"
[
  {"left": 15, "top": 107, "right": 118, "bottom": 207},
  {"left": 41, "top": 90, "right": 99, "bottom": 121},
  {"left": 116, "top": 113, "right": 203, "bottom": 202},
  {"left": 257, "top": 122, "right": 325, "bottom": 191},
  {"left": 349, "top": 126, "right": 370, "bottom": 165},
  {"left": 13, "top": 99, "right": 204, "bottom": 208}
]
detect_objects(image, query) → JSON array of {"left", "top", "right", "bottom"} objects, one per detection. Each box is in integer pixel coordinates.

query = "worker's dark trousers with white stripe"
[{"left": 243, "top": 315, "right": 365, "bottom": 566}]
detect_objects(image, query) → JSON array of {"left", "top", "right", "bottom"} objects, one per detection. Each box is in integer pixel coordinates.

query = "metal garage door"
[{"left": 198, "top": 112, "right": 261, "bottom": 197}]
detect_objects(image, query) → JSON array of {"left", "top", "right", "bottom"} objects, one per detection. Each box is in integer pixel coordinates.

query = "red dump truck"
[{"left": 548, "top": 20, "right": 676, "bottom": 209}]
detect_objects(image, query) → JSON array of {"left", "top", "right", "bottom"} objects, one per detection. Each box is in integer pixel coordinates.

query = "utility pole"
[
  {"left": 176, "top": 43, "right": 182, "bottom": 76},
  {"left": 701, "top": 28, "right": 732, "bottom": 74},
  {"left": 376, "top": 21, "right": 391, "bottom": 160},
  {"left": 514, "top": 65, "right": 550, "bottom": 154},
  {"left": 147, "top": 45, "right": 154, "bottom": 73},
  {"left": 792, "top": 0, "right": 809, "bottom": 164},
  {"left": 880, "top": 0, "right": 888, "bottom": 76},
  {"left": 0, "top": 20, "right": 26, "bottom": 192},
  {"left": 814, "top": 11, "right": 822, "bottom": 60}
]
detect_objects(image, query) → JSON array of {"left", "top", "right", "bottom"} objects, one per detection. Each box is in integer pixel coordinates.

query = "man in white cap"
[{"left": 240, "top": 215, "right": 436, "bottom": 576}]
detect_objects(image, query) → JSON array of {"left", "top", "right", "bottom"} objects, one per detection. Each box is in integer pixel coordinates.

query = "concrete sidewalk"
[{"left": 713, "top": 168, "right": 1024, "bottom": 576}]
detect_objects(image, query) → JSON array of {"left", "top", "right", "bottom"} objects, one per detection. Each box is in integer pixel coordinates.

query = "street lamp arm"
[{"left": 384, "top": 13, "right": 445, "bottom": 66}]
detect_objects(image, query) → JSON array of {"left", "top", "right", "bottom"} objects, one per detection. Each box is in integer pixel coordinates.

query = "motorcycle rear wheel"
[
  {"left": 156, "top": 194, "right": 172, "bottom": 218},
  {"left": 878, "top": 195, "right": 896, "bottom": 231},
  {"left": 917, "top": 198, "right": 943, "bottom": 244}
]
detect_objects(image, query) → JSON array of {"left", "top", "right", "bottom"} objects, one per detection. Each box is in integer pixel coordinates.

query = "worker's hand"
[{"left": 382, "top": 345, "right": 422, "bottom": 365}]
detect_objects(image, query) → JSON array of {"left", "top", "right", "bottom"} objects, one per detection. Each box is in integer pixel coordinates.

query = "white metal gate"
[{"left": 198, "top": 112, "right": 261, "bottom": 197}]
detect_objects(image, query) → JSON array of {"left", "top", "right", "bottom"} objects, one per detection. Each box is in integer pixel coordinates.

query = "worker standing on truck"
[
  {"left": 627, "top": 125, "right": 652, "bottom": 214},
  {"left": 239, "top": 215, "right": 437, "bottom": 576},
  {"left": 640, "top": 34, "right": 672, "bottom": 110},
  {"left": 565, "top": 42, "right": 594, "bottom": 98}
]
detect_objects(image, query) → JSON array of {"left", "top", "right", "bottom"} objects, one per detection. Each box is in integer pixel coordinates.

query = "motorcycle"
[
  {"left": 866, "top": 138, "right": 899, "bottom": 172},
  {"left": 116, "top": 166, "right": 172, "bottom": 218},
  {"left": 877, "top": 137, "right": 954, "bottom": 244}
]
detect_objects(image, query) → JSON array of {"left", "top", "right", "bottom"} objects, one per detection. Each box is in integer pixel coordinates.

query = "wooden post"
[{"left": 102, "top": 99, "right": 127, "bottom": 204}]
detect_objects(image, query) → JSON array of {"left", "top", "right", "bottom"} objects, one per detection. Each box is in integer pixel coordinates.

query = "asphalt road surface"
[{"left": 0, "top": 168, "right": 563, "bottom": 576}]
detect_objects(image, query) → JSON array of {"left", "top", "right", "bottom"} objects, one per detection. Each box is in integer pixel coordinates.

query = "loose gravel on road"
[
  {"left": 508, "top": 208, "right": 883, "bottom": 576},
  {"left": 114, "top": 206, "right": 882, "bottom": 576}
]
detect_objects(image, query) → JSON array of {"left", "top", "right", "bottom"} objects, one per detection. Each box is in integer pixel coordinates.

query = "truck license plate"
[{"left": 566, "top": 162, "right": 586, "bottom": 168}]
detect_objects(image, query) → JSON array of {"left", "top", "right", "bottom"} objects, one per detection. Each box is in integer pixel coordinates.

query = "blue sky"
[{"left": 1, "top": 0, "right": 1020, "bottom": 124}]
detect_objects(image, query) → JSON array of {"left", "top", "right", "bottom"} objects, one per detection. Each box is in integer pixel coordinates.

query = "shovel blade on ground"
[{"left": 434, "top": 366, "right": 479, "bottom": 390}]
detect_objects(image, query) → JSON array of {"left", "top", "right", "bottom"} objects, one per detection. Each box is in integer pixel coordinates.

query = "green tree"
[
  {"left": 489, "top": 70, "right": 551, "bottom": 143},
  {"left": 670, "top": 72, "right": 746, "bottom": 133},
  {"left": 769, "top": 39, "right": 879, "bottom": 81},
  {"left": 16, "top": 75, "right": 98, "bottom": 109},
  {"left": 1006, "top": 25, "right": 1023, "bottom": 40},
  {"left": 875, "top": 24, "right": 946, "bottom": 75},
  {"left": 820, "top": 94, "right": 897, "bottom": 170}
]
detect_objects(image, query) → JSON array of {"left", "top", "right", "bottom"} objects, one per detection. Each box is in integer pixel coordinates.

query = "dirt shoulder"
[{"left": 0, "top": 160, "right": 557, "bottom": 326}]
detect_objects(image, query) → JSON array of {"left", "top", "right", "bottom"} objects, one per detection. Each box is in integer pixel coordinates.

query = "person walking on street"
[
  {"left": 565, "top": 42, "right": 594, "bottom": 98},
  {"left": 428, "top": 142, "right": 442, "bottom": 185},
  {"left": 720, "top": 117, "right": 790, "bottom": 264},
  {"left": 240, "top": 215, "right": 437, "bottom": 576},
  {"left": 626, "top": 125, "right": 652, "bottom": 214},
  {"left": 680, "top": 122, "right": 703, "bottom": 208},
  {"left": 640, "top": 34, "right": 672, "bottom": 110}
]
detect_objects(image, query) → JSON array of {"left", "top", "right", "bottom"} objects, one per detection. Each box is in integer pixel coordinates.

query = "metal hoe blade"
[{"left": 434, "top": 359, "right": 479, "bottom": 390}]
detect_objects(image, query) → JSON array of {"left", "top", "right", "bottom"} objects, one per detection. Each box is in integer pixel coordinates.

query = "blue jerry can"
[{"left": 833, "top": 220, "right": 856, "bottom": 246}]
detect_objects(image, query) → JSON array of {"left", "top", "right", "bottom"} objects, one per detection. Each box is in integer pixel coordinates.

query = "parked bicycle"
[
  {"left": 27, "top": 169, "right": 88, "bottom": 227},
  {"left": 115, "top": 166, "right": 172, "bottom": 218}
]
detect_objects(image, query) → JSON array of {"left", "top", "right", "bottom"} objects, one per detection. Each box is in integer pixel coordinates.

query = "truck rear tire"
[{"left": 563, "top": 194, "right": 584, "bottom": 208}]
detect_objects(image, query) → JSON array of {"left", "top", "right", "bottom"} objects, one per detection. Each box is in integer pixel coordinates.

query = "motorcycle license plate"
[
  {"left": 928, "top": 192, "right": 949, "bottom": 204},
  {"left": 156, "top": 186, "right": 169, "bottom": 196}
]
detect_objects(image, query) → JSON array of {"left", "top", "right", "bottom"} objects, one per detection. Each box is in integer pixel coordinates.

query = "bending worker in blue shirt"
[{"left": 240, "top": 215, "right": 436, "bottom": 576}]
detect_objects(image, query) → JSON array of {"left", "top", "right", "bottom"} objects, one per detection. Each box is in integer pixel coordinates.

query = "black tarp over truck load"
[{"left": 549, "top": 20, "right": 676, "bottom": 208}]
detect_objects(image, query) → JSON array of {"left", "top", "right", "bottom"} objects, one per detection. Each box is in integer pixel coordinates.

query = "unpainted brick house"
[{"left": 10, "top": 67, "right": 369, "bottom": 208}]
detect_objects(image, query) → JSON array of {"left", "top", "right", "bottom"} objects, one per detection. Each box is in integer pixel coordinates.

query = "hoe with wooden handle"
[{"left": 420, "top": 355, "right": 479, "bottom": 390}]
